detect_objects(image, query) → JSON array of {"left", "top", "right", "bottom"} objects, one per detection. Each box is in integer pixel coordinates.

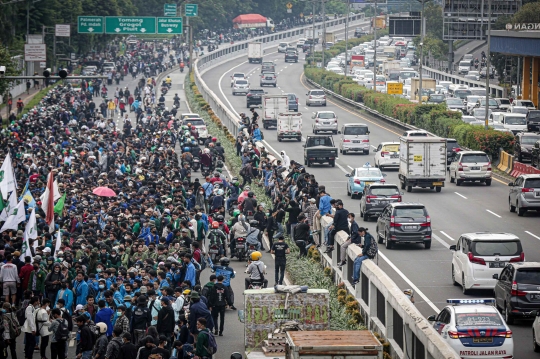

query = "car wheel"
[
  {"left": 377, "top": 227, "right": 384, "bottom": 244},
  {"left": 330, "top": 160, "right": 335, "bottom": 168},
  {"left": 333, "top": 130, "right": 337, "bottom": 135},
  {"left": 304, "top": 158, "right": 307, "bottom": 165},
  {"left": 406, "top": 185, "right": 412, "bottom": 193},
  {"left": 307, "top": 160, "right": 311, "bottom": 167},
  {"left": 462, "top": 274, "right": 469, "bottom": 294},
  {"left": 534, "top": 329, "right": 540, "bottom": 353},
  {"left": 424, "top": 241, "right": 431, "bottom": 249},
  {"left": 450, "top": 174, "right": 455, "bottom": 183},
  {"left": 343, "top": 149, "right": 347, "bottom": 155},
  {"left": 509, "top": 198, "right": 516, "bottom": 212},
  {"left": 347, "top": 184, "right": 351, "bottom": 196},
  {"left": 364, "top": 149, "right": 369, "bottom": 155},
  {"left": 277, "top": 137, "right": 282, "bottom": 142},
  {"left": 400, "top": 181, "right": 405, "bottom": 190},
  {"left": 385, "top": 233, "right": 393, "bottom": 249},
  {"left": 518, "top": 154, "right": 523, "bottom": 162},
  {"left": 435, "top": 187, "right": 442, "bottom": 193},
  {"left": 504, "top": 302, "right": 515, "bottom": 324},
  {"left": 307, "top": 103, "right": 310, "bottom": 106},
  {"left": 452, "top": 265, "right": 459, "bottom": 286},
  {"left": 363, "top": 212, "right": 369, "bottom": 222},
  {"left": 485, "top": 179, "right": 492, "bottom": 186},
  {"left": 518, "top": 204, "right": 526, "bottom": 216},
  {"left": 456, "top": 179, "right": 463, "bottom": 186},
  {"left": 323, "top": 102, "right": 327, "bottom": 106}
]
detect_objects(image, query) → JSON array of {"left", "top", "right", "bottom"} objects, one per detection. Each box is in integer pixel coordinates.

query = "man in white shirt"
[
  {"left": 22, "top": 296, "right": 40, "bottom": 359},
  {"left": 0, "top": 254, "right": 20, "bottom": 304}
]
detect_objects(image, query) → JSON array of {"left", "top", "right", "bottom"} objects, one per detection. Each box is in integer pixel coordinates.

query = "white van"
[
  {"left": 338, "top": 123, "right": 370, "bottom": 155},
  {"left": 501, "top": 113, "right": 527, "bottom": 135}
]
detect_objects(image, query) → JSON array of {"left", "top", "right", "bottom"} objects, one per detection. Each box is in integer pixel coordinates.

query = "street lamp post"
[
  {"left": 484, "top": 0, "right": 492, "bottom": 130},
  {"left": 418, "top": 0, "right": 426, "bottom": 104},
  {"left": 345, "top": 0, "right": 350, "bottom": 73},
  {"left": 312, "top": 2, "right": 316, "bottom": 65},
  {"left": 322, "top": 0, "right": 326, "bottom": 67},
  {"left": 373, "top": 0, "right": 377, "bottom": 76}
]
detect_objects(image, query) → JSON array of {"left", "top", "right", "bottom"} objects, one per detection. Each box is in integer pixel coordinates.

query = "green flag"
[
  {"left": 0, "top": 195, "right": 4, "bottom": 213},
  {"left": 54, "top": 193, "right": 66, "bottom": 216}
]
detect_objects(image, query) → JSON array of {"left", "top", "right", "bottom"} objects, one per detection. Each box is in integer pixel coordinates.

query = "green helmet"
[
  {"left": 190, "top": 136, "right": 195, "bottom": 140},
  {"left": 233, "top": 209, "right": 241, "bottom": 217}
]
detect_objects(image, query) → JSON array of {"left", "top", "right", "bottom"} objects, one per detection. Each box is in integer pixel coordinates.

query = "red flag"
[{"left": 45, "top": 172, "right": 55, "bottom": 226}]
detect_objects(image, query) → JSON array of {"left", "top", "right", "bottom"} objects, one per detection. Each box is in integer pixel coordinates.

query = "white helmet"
[{"left": 96, "top": 322, "right": 107, "bottom": 334}]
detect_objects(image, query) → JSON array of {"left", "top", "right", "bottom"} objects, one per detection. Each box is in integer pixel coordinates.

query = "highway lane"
[{"left": 201, "top": 45, "right": 540, "bottom": 358}]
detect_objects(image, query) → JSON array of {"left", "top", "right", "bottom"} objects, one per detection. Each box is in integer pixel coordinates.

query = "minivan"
[
  {"left": 338, "top": 123, "right": 370, "bottom": 155},
  {"left": 449, "top": 150, "right": 492, "bottom": 186},
  {"left": 527, "top": 110, "right": 540, "bottom": 132},
  {"left": 501, "top": 113, "right": 527, "bottom": 134},
  {"left": 376, "top": 202, "right": 432, "bottom": 249},
  {"left": 278, "top": 42, "right": 288, "bottom": 53}
]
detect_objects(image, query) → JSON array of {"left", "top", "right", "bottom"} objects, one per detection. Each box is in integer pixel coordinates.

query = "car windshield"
[
  {"left": 461, "top": 154, "right": 489, "bottom": 163},
  {"left": 355, "top": 169, "right": 382, "bottom": 178},
  {"left": 522, "top": 136, "right": 540, "bottom": 145},
  {"left": 382, "top": 144, "right": 399, "bottom": 152},
  {"left": 317, "top": 112, "right": 336, "bottom": 119},
  {"left": 512, "top": 107, "right": 528, "bottom": 114},
  {"left": 394, "top": 207, "right": 426, "bottom": 217},
  {"left": 400, "top": 71, "right": 415, "bottom": 79},
  {"left": 521, "top": 101, "right": 534, "bottom": 107},
  {"left": 471, "top": 240, "right": 521, "bottom": 256},
  {"left": 524, "top": 179, "right": 540, "bottom": 187},
  {"left": 455, "top": 313, "right": 504, "bottom": 327},
  {"left": 459, "top": 61, "right": 470, "bottom": 67},
  {"left": 505, "top": 116, "right": 526, "bottom": 125},
  {"left": 287, "top": 94, "right": 296, "bottom": 100},
  {"left": 183, "top": 119, "right": 204, "bottom": 126},
  {"left": 447, "top": 141, "right": 460, "bottom": 150},
  {"left": 499, "top": 99, "right": 511, "bottom": 105},
  {"left": 251, "top": 90, "right": 264, "bottom": 94},
  {"left": 233, "top": 74, "right": 244, "bottom": 78},
  {"left": 516, "top": 270, "right": 540, "bottom": 284},
  {"left": 369, "top": 187, "right": 399, "bottom": 196},
  {"left": 454, "top": 90, "right": 471, "bottom": 99},
  {"left": 343, "top": 126, "right": 368, "bottom": 135},
  {"left": 528, "top": 111, "right": 540, "bottom": 119},
  {"left": 446, "top": 99, "right": 463, "bottom": 105},
  {"left": 235, "top": 80, "right": 248, "bottom": 85},
  {"left": 429, "top": 95, "right": 445, "bottom": 102},
  {"left": 307, "top": 137, "right": 333, "bottom": 147}
]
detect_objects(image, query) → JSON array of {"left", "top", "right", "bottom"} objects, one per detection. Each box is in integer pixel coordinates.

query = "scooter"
[
  {"left": 201, "top": 164, "right": 212, "bottom": 177},
  {"left": 235, "top": 237, "right": 246, "bottom": 261},
  {"left": 228, "top": 200, "right": 239, "bottom": 216},
  {"left": 192, "top": 157, "right": 200, "bottom": 171},
  {"left": 208, "top": 243, "right": 221, "bottom": 262}
]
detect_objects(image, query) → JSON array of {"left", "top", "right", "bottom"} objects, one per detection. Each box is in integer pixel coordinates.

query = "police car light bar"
[{"left": 447, "top": 299, "right": 496, "bottom": 305}]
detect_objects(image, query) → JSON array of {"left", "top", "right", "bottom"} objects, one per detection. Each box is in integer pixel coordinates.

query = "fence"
[
  {"left": 498, "top": 148, "right": 540, "bottom": 177},
  {"left": 319, "top": 215, "right": 460, "bottom": 359},
  {"left": 497, "top": 149, "right": 514, "bottom": 174}
]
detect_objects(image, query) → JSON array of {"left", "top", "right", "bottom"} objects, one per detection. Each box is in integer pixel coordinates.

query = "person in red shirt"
[
  {"left": 18, "top": 256, "right": 34, "bottom": 293},
  {"left": 29, "top": 171, "right": 39, "bottom": 183}
]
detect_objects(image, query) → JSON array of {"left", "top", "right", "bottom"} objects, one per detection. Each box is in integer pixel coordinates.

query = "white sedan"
[
  {"left": 230, "top": 72, "right": 246, "bottom": 87},
  {"left": 374, "top": 142, "right": 400, "bottom": 169}
]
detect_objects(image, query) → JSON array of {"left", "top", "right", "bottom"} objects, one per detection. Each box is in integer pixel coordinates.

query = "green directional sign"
[
  {"left": 164, "top": 3, "right": 177, "bottom": 17},
  {"left": 105, "top": 16, "right": 157, "bottom": 34},
  {"left": 78, "top": 16, "right": 104, "bottom": 33},
  {"left": 157, "top": 17, "right": 183, "bottom": 34},
  {"left": 185, "top": 3, "right": 198, "bottom": 17}
]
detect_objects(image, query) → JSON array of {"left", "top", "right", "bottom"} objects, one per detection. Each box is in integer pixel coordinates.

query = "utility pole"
[
  {"left": 418, "top": 0, "right": 426, "bottom": 104},
  {"left": 484, "top": 0, "right": 492, "bottom": 130},
  {"left": 373, "top": 0, "right": 377, "bottom": 76},
  {"left": 345, "top": 0, "right": 350, "bottom": 73},
  {"left": 322, "top": 0, "right": 326, "bottom": 67},
  {"left": 312, "top": 1, "right": 316, "bottom": 65}
]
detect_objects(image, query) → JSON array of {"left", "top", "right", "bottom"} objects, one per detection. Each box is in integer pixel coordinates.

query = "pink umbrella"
[{"left": 93, "top": 187, "right": 117, "bottom": 197}]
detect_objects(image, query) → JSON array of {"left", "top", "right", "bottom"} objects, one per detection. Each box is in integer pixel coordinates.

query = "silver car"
[
  {"left": 312, "top": 111, "right": 338, "bottom": 134},
  {"left": 449, "top": 150, "right": 492, "bottom": 186},
  {"left": 509, "top": 174, "right": 540, "bottom": 216},
  {"left": 260, "top": 72, "right": 277, "bottom": 87},
  {"left": 306, "top": 89, "right": 326, "bottom": 106},
  {"left": 232, "top": 79, "right": 249, "bottom": 96}
]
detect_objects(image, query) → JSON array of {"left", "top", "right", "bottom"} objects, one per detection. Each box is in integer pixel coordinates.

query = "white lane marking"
[
  {"left": 347, "top": 165, "right": 354, "bottom": 170},
  {"left": 336, "top": 163, "right": 348, "bottom": 174},
  {"left": 371, "top": 145, "right": 377, "bottom": 150},
  {"left": 432, "top": 233, "right": 450, "bottom": 249},
  {"left": 525, "top": 231, "right": 540, "bottom": 240},
  {"left": 454, "top": 192, "right": 467, "bottom": 199},
  {"left": 440, "top": 231, "right": 455, "bottom": 241},
  {"left": 486, "top": 209, "right": 501, "bottom": 218},
  {"left": 304, "top": 107, "right": 309, "bottom": 110},
  {"left": 377, "top": 251, "right": 440, "bottom": 313}
]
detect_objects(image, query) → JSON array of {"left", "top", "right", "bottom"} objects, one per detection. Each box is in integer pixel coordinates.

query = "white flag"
[
  {"left": 20, "top": 210, "right": 37, "bottom": 261},
  {"left": 39, "top": 179, "right": 61, "bottom": 203},
  {"left": 0, "top": 191, "right": 17, "bottom": 221},
  {"left": 0, "top": 200, "right": 26, "bottom": 232},
  {"left": 0, "top": 153, "right": 17, "bottom": 200},
  {"left": 54, "top": 230, "right": 61, "bottom": 258}
]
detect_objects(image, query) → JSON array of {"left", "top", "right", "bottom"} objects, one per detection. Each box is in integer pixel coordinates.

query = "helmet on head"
[
  {"left": 249, "top": 219, "right": 258, "bottom": 226},
  {"left": 96, "top": 322, "right": 107, "bottom": 334},
  {"left": 251, "top": 251, "right": 262, "bottom": 261},
  {"left": 220, "top": 257, "right": 230, "bottom": 266},
  {"left": 191, "top": 126, "right": 196, "bottom": 130},
  {"left": 216, "top": 215, "right": 224, "bottom": 222},
  {"left": 187, "top": 122, "right": 192, "bottom": 127},
  {"left": 248, "top": 191, "right": 254, "bottom": 198},
  {"left": 183, "top": 147, "right": 190, "bottom": 152},
  {"left": 217, "top": 189, "right": 224, "bottom": 196},
  {"left": 231, "top": 354, "right": 243, "bottom": 359},
  {"left": 212, "top": 137, "right": 217, "bottom": 142},
  {"left": 212, "top": 222, "right": 219, "bottom": 229},
  {"left": 244, "top": 186, "right": 251, "bottom": 191},
  {"left": 233, "top": 209, "right": 241, "bottom": 217}
]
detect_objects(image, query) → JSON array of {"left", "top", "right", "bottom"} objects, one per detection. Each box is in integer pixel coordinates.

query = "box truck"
[
  {"left": 398, "top": 136, "right": 447, "bottom": 192},
  {"left": 277, "top": 112, "right": 302, "bottom": 142},
  {"left": 248, "top": 42, "right": 263, "bottom": 63},
  {"left": 262, "top": 95, "right": 288, "bottom": 129}
]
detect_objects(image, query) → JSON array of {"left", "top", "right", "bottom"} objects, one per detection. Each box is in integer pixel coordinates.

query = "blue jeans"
[
  {"left": 353, "top": 255, "right": 369, "bottom": 282},
  {"left": 323, "top": 223, "right": 332, "bottom": 246},
  {"left": 82, "top": 350, "right": 93, "bottom": 359},
  {"left": 273, "top": 223, "right": 284, "bottom": 239}
]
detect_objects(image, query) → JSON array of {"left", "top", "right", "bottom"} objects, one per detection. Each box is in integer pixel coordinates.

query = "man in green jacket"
[
  {"left": 195, "top": 317, "right": 212, "bottom": 358},
  {"left": 28, "top": 263, "right": 47, "bottom": 296}
]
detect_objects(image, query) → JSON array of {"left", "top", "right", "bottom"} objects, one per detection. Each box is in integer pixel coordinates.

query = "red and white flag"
[{"left": 41, "top": 172, "right": 56, "bottom": 232}]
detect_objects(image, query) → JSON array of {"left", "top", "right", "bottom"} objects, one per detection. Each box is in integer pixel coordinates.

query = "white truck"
[
  {"left": 262, "top": 94, "right": 289, "bottom": 129},
  {"left": 382, "top": 60, "right": 401, "bottom": 76},
  {"left": 398, "top": 136, "right": 447, "bottom": 192},
  {"left": 248, "top": 42, "right": 263, "bottom": 63},
  {"left": 305, "top": 28, "right": 320, "bottom": 43},
  {"left": 277, "top": 112, "right": 302, "bottom": 142}
]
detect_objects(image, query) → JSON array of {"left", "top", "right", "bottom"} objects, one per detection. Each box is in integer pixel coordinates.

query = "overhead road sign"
[
  {"left": 105, "top": 16, "right": 157, "bottom": 34},
  {"left": 164, "top": 3, "right": 177, "bottom": 16},
  {"left": 157, "top": 17, "right": 183, "bottom": 34},
  {"left": 185, "top": 4, "right": 198, "bottom": 17},
  {"left": 78, "top": 16, "right": 104, "bottom": 33}
]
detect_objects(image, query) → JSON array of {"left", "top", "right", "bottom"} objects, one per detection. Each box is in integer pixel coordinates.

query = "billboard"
[{"left": 389, "top": 16, "right": 421, "bottom": 36}]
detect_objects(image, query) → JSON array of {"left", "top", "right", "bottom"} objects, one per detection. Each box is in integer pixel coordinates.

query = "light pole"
[
  {"left": 484, "top": 0, "right": 492, "bottom": 129},
  {"left": 345, "top": 0, "right": 350, "bottom": 73},
  {"left": 322, "top": 0, "right": 327, "bottom": 67},
  {"left": 418, "top": 0, "right": 427, "bottom": 104},
  {"left": 373, "top": 0, "right": 377, "bottom": 76}
]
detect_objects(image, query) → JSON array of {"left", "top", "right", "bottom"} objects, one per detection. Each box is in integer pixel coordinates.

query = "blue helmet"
[
  {"left": 191, "top": 140, "right": 197, "bottom": 145},
  {"left": 183, "top": 147, "right": 191, "bottom": 152}
]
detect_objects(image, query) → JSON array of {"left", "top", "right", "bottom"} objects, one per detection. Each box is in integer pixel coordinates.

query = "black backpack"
[
  {"left": 16, "top": 299, "right": 29, "bottom": 326},
  {"left": 55, "top": 319, "right": 70, "bottom": 341},
  {"left": 62, "top": 309, "right": 73, "bottom": 331}
]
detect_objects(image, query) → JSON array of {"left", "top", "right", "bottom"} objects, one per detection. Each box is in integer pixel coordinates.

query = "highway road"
[{"left": 200, "top": 30, "right": 540, "bottom": 358}]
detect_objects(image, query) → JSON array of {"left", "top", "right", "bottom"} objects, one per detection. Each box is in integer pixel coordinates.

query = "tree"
[
  {"left": 512, "top": 2, "right": 540, "bottom": 23},
  {"left": 424, "top": 2, "right": 443, "bottom": 40},
  {"left": 0, "top": 48, "right": 21, "bottom": 99}
]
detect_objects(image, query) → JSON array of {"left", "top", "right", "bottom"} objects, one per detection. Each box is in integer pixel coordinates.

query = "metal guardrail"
[{"left": 320, "top": 216, "right": 461, "bottom": 359}]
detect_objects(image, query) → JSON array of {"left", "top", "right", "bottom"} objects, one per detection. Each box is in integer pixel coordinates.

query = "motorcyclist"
[
  {"left": 241, "top": 191, "right": 257, "bottom": 216},
  {"left": 181, "top": 147, "right": 194, "bottom": 164},
  {"left": 180, "top": 61, "right": 185, "bottom": 72},
  {"left": 226, "top": 178, "right": 241, "bottom": 211},
  {"left": 245, "top": 251, "right": 267, "bottom": 289},
  {"left": 165, "top": 75, "right": 172, "bottom": 86},
  {"left": 173, "top": 93, "right": 181, "bottom": 107},
  {"left": 200, "top": 148, "right": 213, "bottom": 170},
  {"left": 238, "top": 185, "right": 251, "bottom": 206},
  {"left": 246, "top": 220, "right": 261, "bottom": 251},
  {"left": 210, "top": 257, "right": 236, "bottom": 309},
  {"left": 211, "top": 188, "right": 225, "bottom": 212},
  {"left": 158, "top": 94, "right": 166, "bottom": 103},
  {"left": 214, "top": 142, "right": 225, "bottom": 159},
  {"left": 230, "top": 214, "right": 249, "bottom": 256},
  {"left": 208, "top": 222, "right": 227, "bottom": 256}
]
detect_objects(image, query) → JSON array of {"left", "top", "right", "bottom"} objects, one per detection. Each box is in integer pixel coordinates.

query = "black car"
[
  {"left": 514, "top": 132, "right": 540, "bottom": 162},
  {"left": 527, "top": 110, "right": 540, "bottom": 132},
  {"left": 285, "top": 51, "right": 298, "bottom": 63},
  {"left": 375, "top": 202, "right": 432, "bottom": 249},
  {"left": 359, "top": 183, "right": 402, "bottom": 222},
  {"left": 246, "top": 89, "right": 265, "bottom": 108},
  {"left": 287, "top": 93, "right": 299, "bottom": 112},
  {"left": 446, "top": 138, "right": 461, "bottom": 165},
  {"left": 493, "top": 262, "right": 540, "bottom": 324}
]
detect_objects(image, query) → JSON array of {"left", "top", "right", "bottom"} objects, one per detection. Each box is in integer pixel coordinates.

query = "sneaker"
[
  {"left": 337, "top": 261, "right": 345, "bottom": 267},
  {"left": 352, "top": 280, "right": 359, "bottom": 286},
  {"left": 230, "top": 306, "right": 237, "bottom": 310},
  {"left": 219, "top": 333, "right": 223, "bottom": 336}
]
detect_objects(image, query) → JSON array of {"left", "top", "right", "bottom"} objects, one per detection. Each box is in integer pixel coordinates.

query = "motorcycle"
[
  {"left": 246, "top": 243, "right": 257, "bottom": 266},
  {"left": 235, "top": 237, "right": 246, "bottom": 261},
  {"left": 228, "top": 200, "right": 238, "bottom": 216},
  {"left": 201, "top": 164, "right": 212, "bottom": 177},
  {"left": 161, "top": 87, "right": 168, "bottom": 95},
  {"left": 208, "top": 243, "right": 221, "bottom": 262},
  {"left": 192, "top": 157, "right": 200, "bottom": 171},
  {"left": 180, "top": 66, "right": 184, "bottom": 73},
  {"left": 174, "top": 99, "right": 180, "bottom": 108}
]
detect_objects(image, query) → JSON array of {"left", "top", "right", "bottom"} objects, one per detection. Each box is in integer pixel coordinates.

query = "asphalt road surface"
[{"left": 200, "top": 32, "right": 540, "bottom": 359}]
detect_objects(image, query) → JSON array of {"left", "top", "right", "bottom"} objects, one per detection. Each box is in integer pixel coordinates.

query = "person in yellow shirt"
[{"left": 107, "top": 99, "right": 116, "bottom": 118}]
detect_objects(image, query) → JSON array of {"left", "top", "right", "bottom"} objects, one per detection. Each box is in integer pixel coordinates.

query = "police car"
[
  {"left": 345, "top": 163, "right": 385, "bottom": 199},
  {"left": 428, "top": 299, "right": 514, "bottom": 359}
]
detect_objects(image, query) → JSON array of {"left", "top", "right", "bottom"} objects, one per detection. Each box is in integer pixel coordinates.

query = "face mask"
[
  {"left": 347, "top": 218, "right": 352, "bottom": 223},
  {"left": 116, "top": 311, "right": 122, "bottom": 316},
  {"left": 99, "top": 285, "right": 105, "bottom": 289},
  {"left": 111, "top": 254, "right": 116, "bottom": 258},
  {"left": 1, "top": 309, "right": 6, "bottom": 313},
  {"left": 97, "top": 268, "right": 102, "bottom": 273},
  {"left": 46, "top": 306, "right": 50, "bottom": 311},
  {"left": 136, "top": 265, "right": 140, "bottom": 269}
]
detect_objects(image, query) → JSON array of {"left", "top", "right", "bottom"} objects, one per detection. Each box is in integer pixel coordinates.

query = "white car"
[
  {"left": 182, "top": 117, "right": 209, "bottom": 144},
  {"left": 230, "top": 72, "right": 246, "bottom": 87},
  {"left": 373, "top": 142, "right": 399, "bottom": 169},
  {"left": 450, "top": 232, "right": 524, "bottom": 294},
  {"left": 428, "top": 299, "right": 514, "bottom": 359},
  {"left": 278, "top": 42, "right": 288, "bottom": 53},
  {"left": 232, "top": 79, "right": 250, "bottom": 96},
  {"left": 402, "top": 129, "right": 429, "bottom": 137}
]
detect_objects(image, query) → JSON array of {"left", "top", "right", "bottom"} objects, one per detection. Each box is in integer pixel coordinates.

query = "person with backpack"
[
  {"left": 187, "top": 292, "right": 214, "bottom": 344},
  {"left": 22, "top": 296, "right": 39, "bottom": 359},
  {"left": 75, "top": 315, "right": 94, "bottom": 359},
  {"left": 194, "top": 318, "right": 216, "bottom": 359},
  {"left": 130, "top": 296, "right": 151, "bottom": 346},
  {"left": 37, "top": 298, "right": 53, "bottom": 359},
  {"left": 105, "top": 327, "right": 124, "bottom": 359},
  {"left": 2, "top": 301, "right": 20, "bottom": 359},
  {"left": 208, "top": 275, "right": 230, "bottom": 337},
  {"left": 351, "top": 227, "right": 377, "bottom": 286},
  {"left": 49, "top": 308, "right": 69, "bottom": 359}
]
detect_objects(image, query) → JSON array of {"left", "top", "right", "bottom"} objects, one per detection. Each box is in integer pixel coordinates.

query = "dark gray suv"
[
  {"left": 376, "top": 203, "right": 432, "bottom": 249},
  {"left": 359, "top": 183, "right": 402, "bottom": 222}
]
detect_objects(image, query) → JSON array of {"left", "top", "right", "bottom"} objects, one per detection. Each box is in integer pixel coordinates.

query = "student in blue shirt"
[
  {"left": 95, "top": 299, "right": 114, "bottom": 339},
  {"left": 183, "top": 253, "right": 197, "bottom": 287}
]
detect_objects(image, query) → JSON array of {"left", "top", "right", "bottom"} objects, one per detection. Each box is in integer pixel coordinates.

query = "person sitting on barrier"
[{"left": 351, "top": 227, "right": 377, "bottom": 286}]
